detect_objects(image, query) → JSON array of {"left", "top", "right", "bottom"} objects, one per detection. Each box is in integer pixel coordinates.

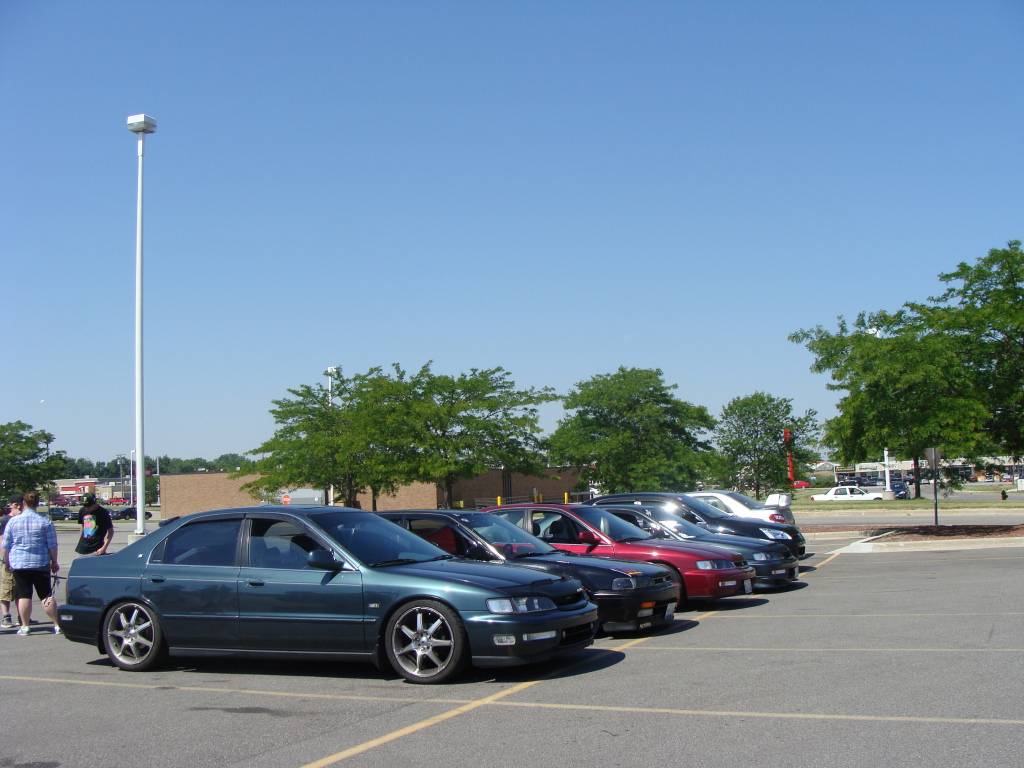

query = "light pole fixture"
[
  {"left": 127, "top": 113, "right": 156, "bottom": 535},
  {"left": 325, "top": 366, "right": 339, "bottom": 505}
]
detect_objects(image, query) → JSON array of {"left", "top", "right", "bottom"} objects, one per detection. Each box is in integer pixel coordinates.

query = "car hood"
[
  {"left": 680, "top": 532, "right": 778, "bottom": 553},
  {"left": 624, "top": 539, "right": 743, "bottom": 559},
  {"left": 381, "top": 558, "right": 569, "bottom": 592},
  {"left": 520, "top": 553, "right": 669, "bottom": 578}
]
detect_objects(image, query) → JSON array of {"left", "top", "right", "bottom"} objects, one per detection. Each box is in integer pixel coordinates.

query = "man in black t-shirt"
[{"left": 75, "top": 494, "right": 114, "bottom": 555}]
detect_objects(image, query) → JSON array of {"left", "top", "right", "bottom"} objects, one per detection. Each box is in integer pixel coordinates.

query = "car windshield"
[
  {"left": 455, "top": 512, "right": 556, "bottom": 557},
  {"left": 655, "top": 514, "right": 706, "bottom": 537},
  {"left": 308, "top": 510, "right": 448, "bottom": 566},
  {"left": 574, "top": 507, "right": 652, "bottom": 542},
  {"left": 725, "top": 491, "right": 765, "bottom": 510},
  {"left": 679, "top": 494, "right": 733, "bottom": 520}
]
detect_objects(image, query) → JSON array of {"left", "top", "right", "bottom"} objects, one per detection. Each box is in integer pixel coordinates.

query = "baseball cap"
[{"left": 81, "top": 492, "right": 97, "bottom": 506}]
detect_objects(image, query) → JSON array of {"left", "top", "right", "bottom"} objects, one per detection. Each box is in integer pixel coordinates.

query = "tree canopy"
[
  {"left": 0, "top": 421, "right": 67, "bottom": 498},
  {"left": 712, "top": 392, "right": 820, "bottom": 498},
  {"left": 548, "top": 367, "right": 714, "bottom": 493}
]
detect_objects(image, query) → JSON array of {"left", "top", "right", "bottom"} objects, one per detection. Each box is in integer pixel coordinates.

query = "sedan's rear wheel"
[
  {"left": 103, "top": 601, "right": 165, "bottom": 671},
  {"left": 385, "top": 600, "right": 466, "bottom": 684}
]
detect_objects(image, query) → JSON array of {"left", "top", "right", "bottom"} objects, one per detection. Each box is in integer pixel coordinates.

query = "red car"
[
  {"left": 792, "top": 481, "right": 811, "bottom": 489},
  {"left": 486, "top": 503, "right": 756, "bottom": 603}
]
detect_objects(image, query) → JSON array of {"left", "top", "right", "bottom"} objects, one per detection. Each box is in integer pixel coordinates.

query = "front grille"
[
  {"left": 560, "top": 621, "right": 594, "bottom": 646},
  {"left": 651, "top": 574, "right": 671, "bottom": 586},
  {"left": 554, "top": 588, "right": 585, "bottom": 608}
]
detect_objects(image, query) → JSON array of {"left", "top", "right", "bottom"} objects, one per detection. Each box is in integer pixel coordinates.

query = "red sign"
[{"left": 281, "top": 494, "right": 291, "bottom": 505}]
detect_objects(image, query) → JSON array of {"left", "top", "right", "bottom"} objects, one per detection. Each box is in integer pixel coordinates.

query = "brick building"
[{"left": 159, "top": 467, "right": 583, "bottom": 518}]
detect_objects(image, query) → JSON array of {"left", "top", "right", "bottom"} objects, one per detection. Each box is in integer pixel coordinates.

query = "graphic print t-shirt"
[{"left": 75, "top": 507, "right": 112, "bottom": 554}]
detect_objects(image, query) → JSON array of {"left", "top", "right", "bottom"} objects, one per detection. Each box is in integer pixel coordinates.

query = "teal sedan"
[{"left": 59, "top": 506, "right": 597, "bottom": 684}]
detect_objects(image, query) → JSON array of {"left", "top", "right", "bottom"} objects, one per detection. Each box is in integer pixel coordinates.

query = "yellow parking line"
[
  {"left": 300, "top": 609, "right": 721, "bottom": 767},
  {"left": 0, "top": 674, "right": 473, "bottom": 706},
  {"left": 715, "top": 611, "right": 1024, "bottom": 619},
  {"left": 631, "top": 646, "right": 1024, "bottom": 653},
  {"left": 492, "top": 700, "right": 1024, "bottom": 726},
  {"left": 803, "top": 551, "right": 840, "bottom": 573}
]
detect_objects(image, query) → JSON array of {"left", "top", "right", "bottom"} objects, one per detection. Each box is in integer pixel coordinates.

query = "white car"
[
  {"left": 810, "top": 486, "right": 884, "bottom": 502},
  {"left": 687, "top": 490, "right": 795, "bottom": 525}
]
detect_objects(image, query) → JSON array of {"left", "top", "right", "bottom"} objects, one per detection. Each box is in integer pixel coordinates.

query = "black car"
[
  {"left": 60, "top": 506, "right": 597, "bottom": 684},
  {"left": 113, "top": 507, "right": 153, "bottom": 521},
  {"left": 380, "top": 510, "right": 679, "bottom": 634},
  {"left": 586, "top": 493, "right": 807, "bottom": 559},
  {"left": 602, "top": 505, "right": 799, "bottom": 586},
  {"left": 890, "top": 480, "right": 909, "bottom": 499}
]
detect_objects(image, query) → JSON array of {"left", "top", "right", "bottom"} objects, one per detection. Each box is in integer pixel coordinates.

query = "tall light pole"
[
  {"left": 127, "top": 114, "right": 156, "bottom": 535},
  {"left": 325, "top": 366, "right": 338, "bottom": 506}
]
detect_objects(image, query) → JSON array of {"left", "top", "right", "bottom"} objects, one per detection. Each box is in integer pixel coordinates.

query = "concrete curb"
[{"left": 837, "top": 536, "right": 1024, "bottom": 554}]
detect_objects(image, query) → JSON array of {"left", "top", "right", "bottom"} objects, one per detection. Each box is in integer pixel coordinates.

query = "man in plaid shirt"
[{"left": 0, "top": 490, "right": 60, "bottom": 635}]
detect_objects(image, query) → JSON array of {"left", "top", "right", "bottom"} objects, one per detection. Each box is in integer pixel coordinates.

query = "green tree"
[
  {"left": 910, "top": 240, "right": 1024, "bottom": 458},
  {"left": 243, "top": 372, "right": 365, "bottom": 505},
  {"left": 791, "top": 313, "right": 989, "bottom": 498},
  {"left": 548, "top": 367, "right": 714, "bottom": 493},
  {"left": 0, "top": 421, "right": 68, "bottom": 498},
  {"left": 403, "top": 364, "right": 557, "bottom": 506},
  {"left": 712, "top": 392, "right": 820, "bottom": 498}
]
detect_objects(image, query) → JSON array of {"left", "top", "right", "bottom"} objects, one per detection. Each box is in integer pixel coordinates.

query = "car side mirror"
[
  {"left": 308, "top": 550, "right": 345, "bottom": 571},
  {"left": 577, "top": 530, "right": 600, "bottom": 547}
]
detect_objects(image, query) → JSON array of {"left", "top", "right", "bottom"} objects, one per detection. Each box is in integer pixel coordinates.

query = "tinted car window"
[
  {"left": 249, "top": 518, "right": 327, "bottom": 569},
  {"left": 308, "top": 510, "right": 446, "bottom": 566},
  {"left": 574, "top": 507, "right": 651, "bottom": 542},
  {"left": 455, "top": 513, "right": 555, "bottom": 555},
  {"left": 162, "top": 519, "right": 241, "bottom": 566},
  {"left": 531, "top": 511, "right": 585, "bottom": 544},
  {"left": 407, "top": 518, "right": 470, "bottom": 556}
]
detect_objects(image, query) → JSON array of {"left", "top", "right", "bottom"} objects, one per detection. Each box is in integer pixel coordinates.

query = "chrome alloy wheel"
[
  {"left": 106, "top": 603, "right": 156, "bottom": 666},
  {"left": 390, "top": 605, "right": 455, "bottom": 679}
]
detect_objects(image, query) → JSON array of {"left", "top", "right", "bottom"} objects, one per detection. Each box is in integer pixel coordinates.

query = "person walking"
[
  {"left": 0, "top": 490, "right": 60, "bottom": 635},
  {"left": 0, "top": 494, "right": 22, "bottom": 628},
  {"left": 75, "top": 493, "right": 113, "bottom": 556}
]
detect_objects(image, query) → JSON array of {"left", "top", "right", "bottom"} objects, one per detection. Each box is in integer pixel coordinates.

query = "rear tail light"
[{"left": 769, "top": 513, "right": 786, "bottom": 523}]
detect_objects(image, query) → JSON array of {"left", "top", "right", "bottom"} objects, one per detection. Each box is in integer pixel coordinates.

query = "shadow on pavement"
[{"left": 704, "top": 597, "right": 770, "bottom": 611}]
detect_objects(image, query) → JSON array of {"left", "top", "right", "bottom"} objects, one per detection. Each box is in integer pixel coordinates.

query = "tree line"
[
  {"left": 4, "top": 239, "right": 1016, "bottom": 506},
  {"left": 790, "top": 240, "right": 1024, "bottom": 497}
]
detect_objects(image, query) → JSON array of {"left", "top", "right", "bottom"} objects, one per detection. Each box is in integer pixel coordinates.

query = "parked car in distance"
[
  {"left": 810, "top": 486, "right": 884, "bottom": 501},
  {"left": 487, "top": 503, "right": 757, "bottom": 603},
  {"left": 112, "top": 507, "right": 153, "bottom": 520},
  {"left": 792, "top": 480, "right": 811, "bottom": 489},
  {"left": 686, "top": 490, "right": 795, "bottom": 525},
  {"left": 108, "top": 497, "right": 129, "bottom": 505},
  {"left": 603, "top": 505, "right": 800, "bottom": 586},
  {"left": 586, "top": 493, "right": 807, "bottom": 559},
  {"left": 380, "top": 510, "right": 679, "bottom": 633},
  {"left": 890, "top": 480, "right": 909, "bottom": 499},
  {"left": 61, "top": 506, "right": 597, "bottom": 684},
  {"left": 50, "top": 496, "right": 72, "bottom": 507},
  {"left": 51, "top": 507, "right": 78, "bottom": 521}
]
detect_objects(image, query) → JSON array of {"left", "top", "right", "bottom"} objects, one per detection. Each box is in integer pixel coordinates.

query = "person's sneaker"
[
  {"left": 53, "top": 625, "right": 61, "bottom": 635},
  {"left": 0, "top": 615, "right": 12, "bottom": 628},
  {"left": 16, "top": 625, "right": 30, "bottom": 636}
]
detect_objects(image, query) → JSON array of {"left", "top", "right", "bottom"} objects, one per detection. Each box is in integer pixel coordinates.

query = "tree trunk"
[
  {"left": 443, "top": 476, "right": 454, "bottom": 509},
  {"left": 371, "top": 487, "right": 378, "bottom": 512},
  {"left": 912, "top": 456, "right": 921, "bottom": 499}
]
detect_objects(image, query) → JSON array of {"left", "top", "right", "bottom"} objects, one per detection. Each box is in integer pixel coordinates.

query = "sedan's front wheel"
[
  {"left": 385, "top": 600, "right": 466, "bottom": 684},
  {"left": 103, "top": 601, "right": 166, "bottom": 671}
]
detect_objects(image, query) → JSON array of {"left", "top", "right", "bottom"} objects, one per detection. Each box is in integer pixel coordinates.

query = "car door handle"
[
  {"left": 247, "top": 580, "right": 265, "bottom": 587},
  {"left": 149, "top": 576, "right": 165, "bottom": 583}
]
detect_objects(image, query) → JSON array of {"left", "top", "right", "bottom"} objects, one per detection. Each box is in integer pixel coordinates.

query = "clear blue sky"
[{"left": 2, "top": 1, "right": 1021, "bottom": 461}]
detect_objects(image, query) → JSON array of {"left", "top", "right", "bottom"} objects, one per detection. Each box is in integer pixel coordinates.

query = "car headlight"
[
  {"left": 752, "top": 552, "right": 769, "bottom": 561},
  {"left": 486, "top": 596, "right": 557, "bottom": 614},
  {"left": 610, "top": 577, "right": 637, "bottom": 591},
  {"left": 695, "top": 559, "right": 735, "bottom": 570},
  {"left": 760, "top": 528, "right": 792, "bottom": 540}
]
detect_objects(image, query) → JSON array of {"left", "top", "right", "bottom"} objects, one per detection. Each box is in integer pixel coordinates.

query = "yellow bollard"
[
  {"left": 496, "top": 496, "right": 502, "bottom": 507},
  {"left": 563, "top": 491, "right": 569, "bottom": 504}
]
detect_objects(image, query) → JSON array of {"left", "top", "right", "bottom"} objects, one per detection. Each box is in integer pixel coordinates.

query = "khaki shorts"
[{"left": 0, "top": 561, "right": 12, "bottom": 603}]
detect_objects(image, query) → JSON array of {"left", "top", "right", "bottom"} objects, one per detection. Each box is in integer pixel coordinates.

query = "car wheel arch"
[
  {"left": 650, "top": 561, "right": 687, "bottom": 602},
  {"left": 96, "top": 596, "right": 167, "bottom": 654},
  {"left": 374, "top": 594, "right": 469, "bottom": 656}
]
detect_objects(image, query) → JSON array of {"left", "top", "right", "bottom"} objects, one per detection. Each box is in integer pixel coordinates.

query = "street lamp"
[
  {"left": 325, "top": 366, "right": 338, "bottom": 505},
  {"left": 127, "top": 113, "right": 156, "bottom": 535}
]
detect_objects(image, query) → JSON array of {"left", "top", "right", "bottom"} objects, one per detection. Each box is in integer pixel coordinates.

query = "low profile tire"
[
  {"left": 102, "top": 601, "right": 166, "bottom": 671},
  {"left": 385, "top": 599, "right": 466, "bottom": 684}
]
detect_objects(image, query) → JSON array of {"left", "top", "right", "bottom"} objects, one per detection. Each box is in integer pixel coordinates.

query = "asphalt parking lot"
[{"left": 2, "top": 533, "right": 1022, "bottom": 768}]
